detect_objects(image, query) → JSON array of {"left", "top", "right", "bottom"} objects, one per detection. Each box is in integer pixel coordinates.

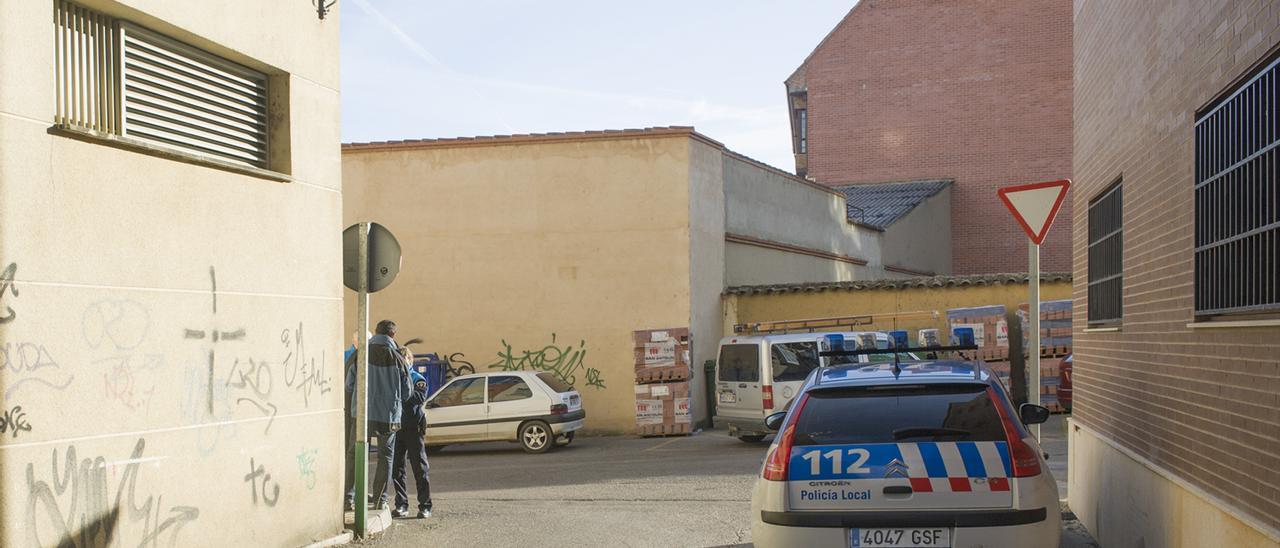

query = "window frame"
[
  {"left": 1193, "top": 49, "right": 1280, "bottom": 318},
  {"left": 488, "top": 375, "right": 534, "bottom": 403},
  {"left": 429, "top": 377, "right": 486, "bottom": 408},
  {"left": 1087, "top": 180, "right": 1124, "bottom": 325}
]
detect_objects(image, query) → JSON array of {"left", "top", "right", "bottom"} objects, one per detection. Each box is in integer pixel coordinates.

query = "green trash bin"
[{"left": 703, "top": 359, "right": 716, "bottom": 428}]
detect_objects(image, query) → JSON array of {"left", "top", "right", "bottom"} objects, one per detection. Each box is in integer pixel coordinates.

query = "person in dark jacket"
[
  {"left": 392, "top": 346, "right": 433, "bottom": 519},
  {"left": 343, "top": 320, "right": 414, "bottom": 510}
]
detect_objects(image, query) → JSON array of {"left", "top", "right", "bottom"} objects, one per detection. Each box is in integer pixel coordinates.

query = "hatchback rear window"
[
  {"left": 792, "top": 384, "right": 1006, "bottom": 446},
  {"left": 537, "top": 373, "right": 575, "bottom": 393},
  {"left": 718, "top": 344, "right": 760, "bottom": 382}
]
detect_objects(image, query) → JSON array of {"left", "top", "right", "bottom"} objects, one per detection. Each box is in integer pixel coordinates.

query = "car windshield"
[
  {"left": 537, "top": 373, "right": 575, "bottom": 393},
  {"left": 792, "top": 384, "right": 1007, "bottom": 446}
]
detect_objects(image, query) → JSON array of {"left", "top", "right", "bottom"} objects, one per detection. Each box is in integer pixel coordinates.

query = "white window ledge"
[
  {"left": 1186, "top": 319, "right": 1280, "bottom": 329},
  {"left": 1083, "top": 326, "right": 1121, "bottom": 333},
  {"left": 49, "top": 125, "right": 291, "bottom": 183}
]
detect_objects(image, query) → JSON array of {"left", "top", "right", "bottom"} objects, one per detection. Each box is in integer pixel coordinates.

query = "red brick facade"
[
  {"left": 788, "top": 0, "right": 1073, "bottom": 274},
  {"left": 1074, "top": 0, "right": 1280, "bottom": 535}
]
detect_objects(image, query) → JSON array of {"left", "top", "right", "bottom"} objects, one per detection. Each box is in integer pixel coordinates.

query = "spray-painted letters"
[
  {"left": 281, "top": 323, "right": 332, "bottom": 407},
  {"left": 1, "top": 342, "right": 75, "bottom": 398},
  {"left": 1, "top": 262, "right": 18, "bottom": 324},
  {"left": 25, "top": 438, "right": 199, "bottom": 548},
  {"left": 1, "top": 404, "right": 32, "bottom": 438},
  {"left": 243, "top": 458, "right": 280, "bottom": 507},
  {"left": 296, "top": 448, "right": 318, "bottom": 490},
  {"left": 486, "top": 334, "right": 606, "bottom": 390}
]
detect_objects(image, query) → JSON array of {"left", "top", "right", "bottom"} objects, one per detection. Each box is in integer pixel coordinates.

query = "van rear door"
[
  {"left": 768, "top": 340, "right": 822, "bottom": 410},
  {"left": 715, "top": 343, "right": 763, "bottom": 422}
]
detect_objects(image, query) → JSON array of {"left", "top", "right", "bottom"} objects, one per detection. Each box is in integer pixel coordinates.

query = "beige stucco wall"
[
  {"left": 1069, "top": 420, "right": 1280, "bottom": 548},
  {"left": 722, "top": 154, "right": 884, "bottom": 286},
  {"left": 0, "top": 1, "right": 344, "bottom": 546},
  {"left": 687, "top": 140, "right": 726, "bottom": 424},
  {"left": 881, "top": 187, "right": 952, "bottom": 276},
  {"left": 342, "top": 135, "right": 698, "bottom": 433}
]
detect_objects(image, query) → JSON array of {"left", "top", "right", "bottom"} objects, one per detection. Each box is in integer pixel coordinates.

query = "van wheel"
[
  {"left": 738, "top": 435, "right": 765, "bottom": 443},
  {"left": 520, "top": 421, "right": 553, "bottom": 453}
]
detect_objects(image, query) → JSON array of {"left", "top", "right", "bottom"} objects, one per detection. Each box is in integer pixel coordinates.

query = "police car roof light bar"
[{"left": 817, "top": 344, "right": 979, "bottom": 358}]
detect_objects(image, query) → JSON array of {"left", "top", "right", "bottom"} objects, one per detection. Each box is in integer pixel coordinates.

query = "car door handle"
[{"left": 883, "top": 486, "right": 912, "bottom": 495}]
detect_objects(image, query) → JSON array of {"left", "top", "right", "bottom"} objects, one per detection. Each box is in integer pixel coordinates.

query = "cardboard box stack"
[
  {"left": 946, "top": 305, "right": 1010, "bottom": 361},
  {"left": 633, "top": 328, "right": 692, "bottom": 436},
  {"left": 1018, "top": 300, "right": 1072, "bottom": 413}
]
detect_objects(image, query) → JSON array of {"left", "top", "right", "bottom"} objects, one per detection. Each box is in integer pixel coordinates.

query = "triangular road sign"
[{"left": 997, "top": 179, "right": 1071, "bottom": 245}]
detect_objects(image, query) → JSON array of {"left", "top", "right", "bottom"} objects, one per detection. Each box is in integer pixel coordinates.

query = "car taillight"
[
  {"left": 762, "top": 385, "right": 774, "bottom": 411},
  {"left": 987, "top": 387, "right": 1042, "bottom": 478},
  {"left": 761, "top": 394, "right": 809, "bottom": 481},
  {"left": 550, "top": 404, "right": 568, "bottom": 415}
]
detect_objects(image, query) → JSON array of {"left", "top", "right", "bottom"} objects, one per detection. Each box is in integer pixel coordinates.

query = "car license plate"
[
  {"left": 850, "top": 528, "right": 950, "bottom": 547},
  {"left": 718, "top": 391, "right": 736, "bottom": 404}
]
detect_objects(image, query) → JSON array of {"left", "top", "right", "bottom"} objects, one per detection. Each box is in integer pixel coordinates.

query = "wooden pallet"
[
  {"left": 637, "top": 423, "right": 692, "bottom": 437},
  {"left": 635, "top": 367, "right": 690, "bottom": 384}
]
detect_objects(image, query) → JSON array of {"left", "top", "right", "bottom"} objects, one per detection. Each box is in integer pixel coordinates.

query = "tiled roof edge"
[{"left": 724, "top": 272, "right": 1073, "bottom": 296}]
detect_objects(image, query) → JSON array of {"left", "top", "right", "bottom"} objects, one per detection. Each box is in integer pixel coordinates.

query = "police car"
[{"left": 750, "top": 331, "right": 1060, "bottom": 548}]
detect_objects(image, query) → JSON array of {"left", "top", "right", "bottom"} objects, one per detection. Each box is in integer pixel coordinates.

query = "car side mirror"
[
  {"left": 1019, "top": 403, "right": 1050, "bottom": 425},
  {"left": 764, "top": 411, "right": 787, "bottom": 431}
]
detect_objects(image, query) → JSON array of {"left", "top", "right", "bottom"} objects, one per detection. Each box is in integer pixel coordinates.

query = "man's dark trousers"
[
  {"left": 392, "top": 429, "right": 432, "bottom": 512},
  {"left": 344, "top": 423, "right": 398, "bottom": 507}
]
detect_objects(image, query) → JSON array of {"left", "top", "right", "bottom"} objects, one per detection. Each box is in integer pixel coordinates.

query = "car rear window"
[
  {"left": 537, "top": 373, "right": 575, "bottom": 393},
  {"left": 771, "top": 342, "right": 820, "bottom": 382},
  {"left": 718, "top": 344, "right": 760, "bottom": 382},
  {"left": 792, "top": 384, "right": 1007, "bottom": 446}
]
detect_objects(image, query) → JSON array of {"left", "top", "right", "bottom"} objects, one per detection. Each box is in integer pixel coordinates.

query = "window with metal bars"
[
  {"left": 1087, "top": 182, "right": 1123, "bottom": 324},
  {"left": 796, "top": 108, "right": 808, "bottom": 154},
  {"left": 1194, "top": 54, "right": 1280, "bottom": 317},
  {"left": 54, "top": 1, "right": 271, "bottom": 169}
]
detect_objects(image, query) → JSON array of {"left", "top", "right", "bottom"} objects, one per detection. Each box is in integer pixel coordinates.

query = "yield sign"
[{"left": 997, "top": 179, "right": 1071, "bottom": 245}]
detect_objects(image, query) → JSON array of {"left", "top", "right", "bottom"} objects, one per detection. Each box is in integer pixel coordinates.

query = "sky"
[{"left": 339, "top": 0, "right": 856, "bottom": 171}]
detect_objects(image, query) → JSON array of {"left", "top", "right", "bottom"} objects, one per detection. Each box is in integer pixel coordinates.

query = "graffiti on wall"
[
  {"left": 280, "top": 323, "right": 332, "bottom": 407},
  {"left": 243, "top": 458, "right": 281, "bottom": 507},
  {"left": 25, "top": 438, "right": 200, "bottom": 548},
  {"left": 486, "top": 334, "right": 607, "bottom": 390},
  {"left": 84, "top": 299, "right": 163, "bottom": 415},
  {"left": 182, "top": 267, "right": 247, "bottom": 415},
  {"left": 1, "top": 404, "right": 32, "bottom": 438},
  {"left": 296, "top": 448, "right": 319, "bottom": 490},
  {"left": 1, "top": 262, "right": 18, "bottom": 323},
  {"left": 1, "top": 341, "right": 75, "bottom": 398}
]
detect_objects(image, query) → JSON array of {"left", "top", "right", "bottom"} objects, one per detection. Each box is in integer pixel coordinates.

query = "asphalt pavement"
[{"left": 346, "top": 420, "right": 1097, "bottom": 548}]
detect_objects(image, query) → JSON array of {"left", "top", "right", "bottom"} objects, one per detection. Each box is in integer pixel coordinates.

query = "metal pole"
[
  {"left": 1028, "top": 240, "right": 1041, "bottom": 441},
  {"left": 354, "top": 222, "right": 370, "bottom": 537}
]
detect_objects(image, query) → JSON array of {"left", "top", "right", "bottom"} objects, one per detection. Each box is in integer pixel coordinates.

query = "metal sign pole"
[
  {"left": 354, "top": 222, "right": 370, "bottom": 537},
  {"left": 1028, "top": 240, "right": 1041, "bottom": 441}
]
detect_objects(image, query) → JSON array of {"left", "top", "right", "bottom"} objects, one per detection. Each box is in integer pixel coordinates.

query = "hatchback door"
[
  {"left": 715, "top": 343, "right": 764, "bottom": 420},
  {"left": 785, "top": 384, "right": 1014, "bottom": 511},
  {"left": 424, "top": 377, "right": 487, "bottom": 443}
]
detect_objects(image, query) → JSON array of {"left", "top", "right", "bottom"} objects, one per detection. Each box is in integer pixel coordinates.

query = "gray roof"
[{"left": 838, "top": 180, "right": 952, "bottom": 228}]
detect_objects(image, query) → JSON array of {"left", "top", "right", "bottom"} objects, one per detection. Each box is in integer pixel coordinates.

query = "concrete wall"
[
  {"left": 881, "top": 187, "right": 952, "bottom": 276},
  {"left": 687, "top": 140, "right": 726, "bottom": 425},
  {"left": 0, "top": 1, "right": 344, "bottom": 546},
  {"left": 342, "top": 133, "right": 698, "bottom": 433},
  {"left": 1069, "top": 420, "right": 1279, "bottom": 548},
  {"left": 724, "top": 278, "right": 1073, "bottom": 336},
  {"left": 722, "top": 153, "right": 884, "bottom": 286}
]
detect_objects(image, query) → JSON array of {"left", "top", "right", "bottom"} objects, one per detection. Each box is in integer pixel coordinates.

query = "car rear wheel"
[
  {"left": 519, "top": 421, "right": 553, "bottom": 453},
  {"left": 737, "top": 434, "right": 765, "bottom": 443},
  {"left": 555, "top": 431, "right": 575, "bottom": 446}
]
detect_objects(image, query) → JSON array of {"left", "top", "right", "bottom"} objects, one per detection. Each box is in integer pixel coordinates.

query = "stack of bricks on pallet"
[
  {"left": 633, "top": 328, "right": 692, "bottom": 436},
  {"left": 1019, "top": 300, "right": 1072, "bottom": 413},
  {"left": 946, "top": 305, "right": 1010, "bottom": 361}
]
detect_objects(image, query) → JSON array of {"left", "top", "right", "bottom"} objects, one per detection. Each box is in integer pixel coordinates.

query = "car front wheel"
[{"left": 519, "top": 421, "right": 553, "bottom": 453}]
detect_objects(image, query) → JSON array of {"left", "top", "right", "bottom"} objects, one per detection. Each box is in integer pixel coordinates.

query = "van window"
[
  {"left": 771, "top": 342, "right": 821, "bottom": 382},
  {"left": 717, "top": 344, "right": 760, "bottom": 382},
  {"left": 792, "top": 384, "right": 1007, "bottom": 446}
]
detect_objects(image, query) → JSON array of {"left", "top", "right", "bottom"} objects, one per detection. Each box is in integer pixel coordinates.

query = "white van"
[{"left": 713, "top": 331, "right": 895, "bottom": 442}]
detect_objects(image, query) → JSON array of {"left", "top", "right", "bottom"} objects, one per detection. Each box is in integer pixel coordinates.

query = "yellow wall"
[
  {"left": 0, "top": 0, "right": 343, "bottom": 546},
  {"left": 343, "top": 134, "right": 698, "bottom": 433},
  {"left": 725, "top": 279, "right": 1073, "bottom": 336}
]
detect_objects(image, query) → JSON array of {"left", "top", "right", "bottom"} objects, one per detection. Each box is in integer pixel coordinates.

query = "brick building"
[
  {"left": 785, "top": 0, "right": 1073, "bottom": 275},
  {"left": 1071, "top": 1, "right": 1280, "bottom": 546}
]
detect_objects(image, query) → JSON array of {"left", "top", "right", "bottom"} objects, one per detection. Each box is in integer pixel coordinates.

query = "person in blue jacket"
[
  {"left": 343, "top": 320, "right": 413, "bottom": 511},
  {"left": 392, "top": 346, "right": 433, "bottom": 519}
]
